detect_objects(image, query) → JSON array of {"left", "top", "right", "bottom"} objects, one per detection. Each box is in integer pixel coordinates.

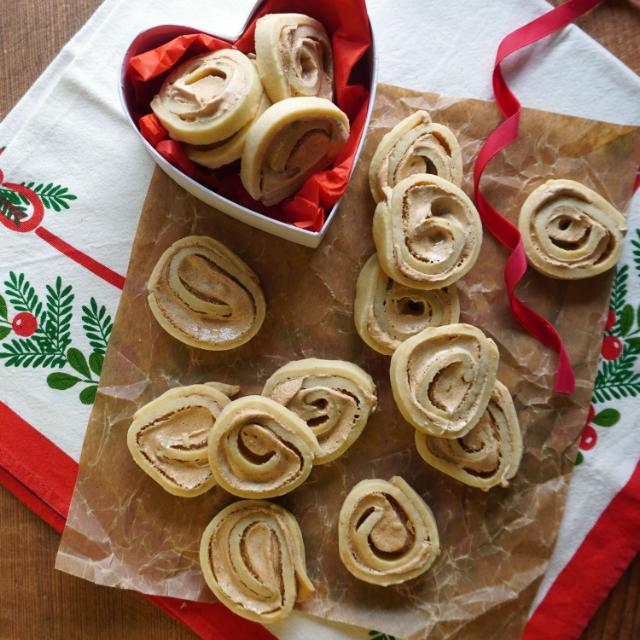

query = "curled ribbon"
[{"left": 473, "top": 0, "right": 603, "bottom": 394}]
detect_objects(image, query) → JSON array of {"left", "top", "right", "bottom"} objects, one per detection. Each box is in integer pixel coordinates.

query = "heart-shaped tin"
[{"left": 119, "top": 0, "right": 377, "bottom": 247}]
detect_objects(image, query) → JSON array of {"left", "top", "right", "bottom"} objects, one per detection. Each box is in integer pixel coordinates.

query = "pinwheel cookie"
[
  {"left": 519, "top": 179, "right": 626, "bottom": 280},
  {"left": 373, "top": 173, "right": 482, "bottom": 290},
  {"left": 369, "top": 110, "right": 463, "bottom": 203},
  {"left": 262, "top": 358, "right": 377, "bottom": 464},
  {"left": 339, "top": 476, "right": 440, "bottom": 586},
  {"left": 127, "top": 382, "right": 238, "bottom": 497},
  {"left": 200, "top": 500, "right": 314, "bottom": 623},
  {"left": 354, "top": 254, "right": 460, "bottom": 355},
  {"left": 186, "top": 92, "right": 270, "bottom": 169},
  {"left": 151, "top": 49, "right": 263, "bottom": 145},
  {"left": 241, "top": 97, "right": 349, "bottom": 205},
  {"left": 255, "top": 13, "right": 333, "bottom": 103},
  {"left": 390, "top": 323, "right": 499, "bottom": 438},
  {"left": 415, "top": 381, "right": 522, "bottom": 490},
  {"left": 147, "top": 236, "right": 266, "bottom": 351},
  {"left": 208, "top": 395, "right": 320, "bottom": 499}
]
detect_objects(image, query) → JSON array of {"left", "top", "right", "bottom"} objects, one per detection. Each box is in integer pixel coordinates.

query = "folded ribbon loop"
[{"left": 473, "top": 0, "right": 603, "bottom": 394}]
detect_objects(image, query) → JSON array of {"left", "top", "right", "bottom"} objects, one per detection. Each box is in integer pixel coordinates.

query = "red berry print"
[
  {"left": 605, "top": 308, "right": 616, "bottom": 332},
  {"left": 601, "top": 335, "right": 623, "bottom": 360},
  {"left": 12, "top": 312, "right": 38, "bottom": 337},
  {"left": 587, "top": 404, "right": 595, "bottom": 424},
  {"left": 579, "top": 425, "right": 597, "bottom": 451}
]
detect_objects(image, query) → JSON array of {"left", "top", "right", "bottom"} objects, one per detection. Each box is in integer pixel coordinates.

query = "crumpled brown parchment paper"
[{"left": 56, "top": 84, "right": 640, "bottom": 640}]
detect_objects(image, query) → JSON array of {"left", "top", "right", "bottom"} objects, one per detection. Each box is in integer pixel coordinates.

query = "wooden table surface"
[{"left": 1, "top": 1, "right": 639, "bottom": 638}]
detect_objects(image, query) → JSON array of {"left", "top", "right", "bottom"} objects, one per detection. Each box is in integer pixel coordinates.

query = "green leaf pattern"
[
  {"left": 21, "top": 181, "right": 78, "bottom": 212},
  {"left": 81, "top": 298, "right": 112, "bottom": 354},
  {"left": 0, "top": 271, "right": 113, "bottom": 405},
  {"left": 0, "top": 186, "right": 27, "bottom": 224},
  {"left": 0, "top": 178, "right": 77, "bottom": 225},
  {"left": 581, "top": 227, "right": 640, "bottom": 463},
  {"left": 1, "top": 272, "right": 65, "bottom": 367},
  {"left": 592, "top": 408, "right": 620, "bottom": 427}
]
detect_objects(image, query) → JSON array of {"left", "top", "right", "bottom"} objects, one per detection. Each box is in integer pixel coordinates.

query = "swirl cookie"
[
  {"left": 390, "top": 324, "right": 499, "bottom": 438},
  {"left": 186, "top": 92, "right": 270, "bottom": 169},
  {"left": 262, "top": 359, "right": 377, "bottom": 464},
  {"left": 373, "top": 174, "right": 482, "bottom": 290},
  {"left": 200, "top": 500, "right": 314, "bottom": 623},
  {"left": 147, "top": 236, "right": 266, "bottom": 351},
  {"left": 208, "top": 395, "right": 320, "bottom": 498},
  {"left": 127, "top": 383, "right": 238, "bottom": 497},
  {"left": 519, "top": 179, "right": 626, "bottom": 280},
  {"left": 354, "top": 254, "right": 460, "bottom": 355},
  {"left": 415, "top": 381, "right": 522, "bottom": 490},
  {"left": 339, "top": 476, "right": 440, "bottom": 586},
  {"left": 369, "top": 111, "right": 463, "bottom": 203},
  {"left": 255, "top": 13, "right": 333, "bottom": 103},
  {"left": 151, "top": 49, "right": 263, "bottom": 145},
  {"left": 241, "top": 97, "right": 349, "bottom": 205}
]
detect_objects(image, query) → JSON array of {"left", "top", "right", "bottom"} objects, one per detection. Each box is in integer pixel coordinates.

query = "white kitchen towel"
[{"left": 0, "top": 1, "right": 638, "bottom": 639}]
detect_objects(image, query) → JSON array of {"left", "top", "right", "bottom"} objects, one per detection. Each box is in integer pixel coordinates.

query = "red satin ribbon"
[{"left": 473, "top": 0, "right": 603, "bottom": 394}]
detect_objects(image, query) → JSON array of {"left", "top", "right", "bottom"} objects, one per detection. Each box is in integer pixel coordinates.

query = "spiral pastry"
[
  {"left": 354, "top": 254, "right": 460, "bottom": 355},
  {"left": 254, "top": 13, "right": 333, "bottom": 103},
  {"left": 373, "top": 174, "right": 482, "bottom": 290},
  {"left": 208, "top": 395, "right": 320, "bottom": 498},
  {"left": 200, "top": 500, "right": 314, "bottom": 623},
  {"left": 186, "top": 92, "right": 270, "bottom": 169},
  {"left": 338, "top": 476, "right": 440, "bottom": 586},
  {"left": 150, "top": 49, "right": 263, "bottom": 145},
  {"left": 415, "top": 381, "right": 522, "bottom": 491},
  {"left": 390, "top": 323, "right": 499, "bottom": 438},
  {"left": 241, "top": 97, "right": 349, "bottom": 206},
  {"left": 147, "top": 236, "right": 266, "bottom": 351},
  {"left": 369, "top": 111, "right": 463, "bottom": 202},
  {"left": 262, "top": 359, "right": 377, "bottom": 465},
  {"left": 519, "top": 179, "right": 626, "bottom": 280},
  {"left": 127, "top": 382, "right": 238, "bottom": 497}
]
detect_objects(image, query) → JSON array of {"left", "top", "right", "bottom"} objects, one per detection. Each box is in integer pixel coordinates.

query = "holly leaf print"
[
  {"left": 608, "top": 266, "right": 628, "bottom": 336},
  {"left": 21, "top": 182, "right": 77, "bottom": 212},
  {"left": 619, "top": 304, "right": 634, "bottom": 336},
  {"left": 594, "top": 342, "right": 640, "bottom": 402},
  {"left": 593, "top": 408, "right": 620, "bottom": 427},
  {"left": 79, "top": 385, "right": 98, "bottom": 405},
  {"left": 67, "top": 347, "right": 91, "bottom": 379},
  {"left": 0, "top": 273, "right": 75, "bottom": 367},
  {"left": 1, "top": 337, "right": 62, "bottom": 367},
  {"left": 609, "top": 265, "right": 628, "bottom": 315},
  {"left": 4, "top": 272, "right": 45, "bottom": 322},
  {"left": 47, "top": 372, "right": 81, "bottom": 390},
  {"left": 81, "top": 297, "right": 113, "bottom": 354},
  {"left": 631, "top": 229, "right": 640, "bottom": 277},
  {"left": 45, "top": 277, "right": 73, "bottom": 354},
  {"left": 1, "top": 271, "right": 108, "bottom": 407},
  {"left": 89, "top": 351, "right": 104, "bottom": 376},
  {"left": 0, "top": 187, "right": 28, "bottom": 225}
]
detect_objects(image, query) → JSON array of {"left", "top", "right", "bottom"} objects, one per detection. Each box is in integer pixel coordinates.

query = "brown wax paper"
[{"left": 56, "top": 84, "right": 640, "bottom": 640}]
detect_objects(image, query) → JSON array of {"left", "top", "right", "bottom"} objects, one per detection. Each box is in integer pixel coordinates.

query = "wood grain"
[{"left": 0, "top": 1, "right": 638, "bottom": 639}]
